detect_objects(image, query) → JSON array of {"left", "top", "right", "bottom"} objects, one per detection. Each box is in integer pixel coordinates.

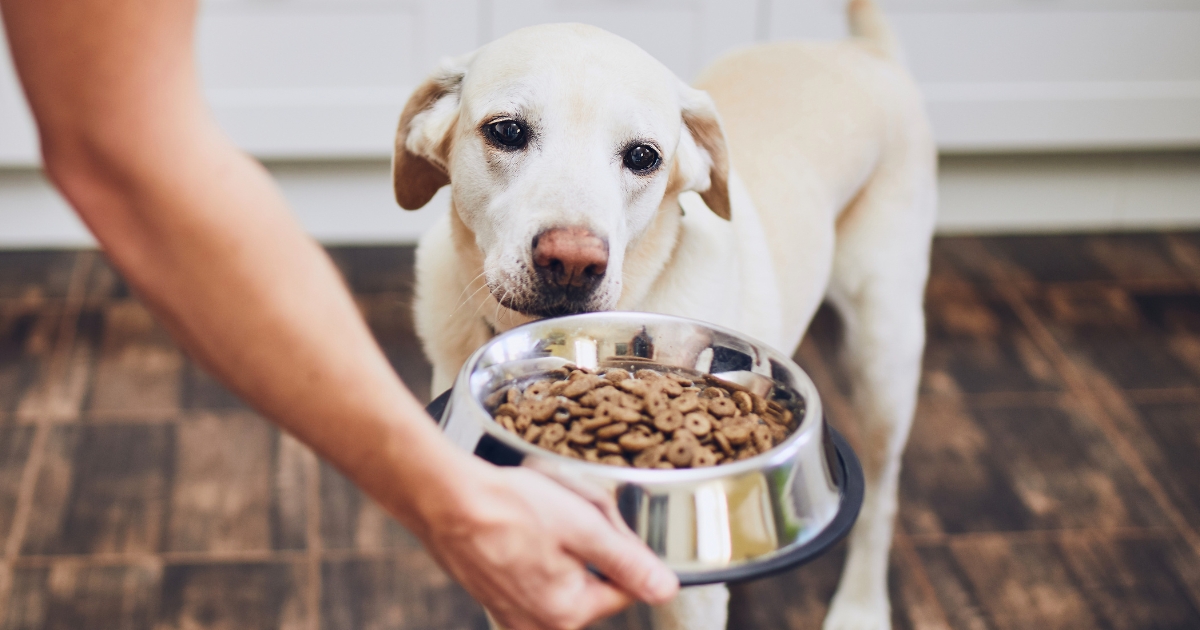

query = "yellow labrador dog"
[{"left": 393, "top": 1, "right": 936, "bottom": 628}]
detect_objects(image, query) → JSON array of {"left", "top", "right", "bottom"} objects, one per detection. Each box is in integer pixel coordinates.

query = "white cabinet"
[
  {"left": 767, "top": 0, "right": 1200, "bottom": 151},
  {"left": 2, "top": 0, "right": 1199, "bottom": 164}
]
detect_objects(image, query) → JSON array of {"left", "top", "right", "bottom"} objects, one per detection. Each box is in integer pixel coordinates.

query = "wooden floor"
[{"left": 1, "top": 233, "right": 1199, "bottom": 629}]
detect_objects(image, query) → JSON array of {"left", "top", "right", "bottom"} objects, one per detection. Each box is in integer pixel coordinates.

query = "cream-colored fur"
[{"left": 396, "top": 1, "right": 936, "bottom": 628}]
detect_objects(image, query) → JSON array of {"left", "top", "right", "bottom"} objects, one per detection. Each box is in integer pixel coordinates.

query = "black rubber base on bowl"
[{"left": 425, "top": 389, "right": 863, "bottom": 585}]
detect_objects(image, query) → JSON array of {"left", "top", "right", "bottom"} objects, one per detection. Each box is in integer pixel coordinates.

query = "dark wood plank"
[
  {"left": 1121, "top": 400, "right": 1200, "bottom": 528},
  {"left": 321, "top": 556, "right": 485, "bottom": 630},
  {"left": 1086, "top": 234, "right": 1197, "bottom": 285},
  {"left": 918, "top": 535, "right": 1200, "bottom": 630},
  {"left": 320, "top": 460, "right": 420, "bottom": 552},
  {"left": 157, "top": 562, "right": 309, "bottom": 629},
  {"left": 0, "top": 302, "right": 65, "bottom": 419},
  {"left": 82, "top": 301, "right": 183, "bottom": 417},
  {"left": 1164, "top": 232, "right": 1200, "bottom": 281},
  {"left": 923, "top": 281, "right": 1063, "bottom": 395},
  {"left": 900, "top": 399, "right": 1166, "bottom": 536},
  {"left": 0, "top": 251, "right": 77, "bottom": 301},
  {"left": 1028, "top": 285, "right": 1200, "bottom": 390},
  {"left": 728, "top": 540, "right": 944, "bottom": 630},
  {"left": 326, "top": 246, "right": 416, "bottom": 295},
  {"left": 359, "top": 295, "right": 433, "bottom": 404},
  {"left": 21, "top": 424, "right": 172, "bottom": 555},
  {"left": 934, "top": 232, "right": 1200, "bottom": 288},
  {"left": 81, "top": 254, "right": 131, "bottom": 304},
  {"left": 180, "top": 359, "right": 248, "bottom": 411},
  {"left": 0, "top": 426, "right": 35, "bottom": 542},
  {"left": 166, "top": 412, "right": 308, "bottom": 553},
  {"left": 3, "top": 563, "right": 159, "bottom": 630},
  {"left": 979, "top": 235, "right": 1119, "bottom": 284}
]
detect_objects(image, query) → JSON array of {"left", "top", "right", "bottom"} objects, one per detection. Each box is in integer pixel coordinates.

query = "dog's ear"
[
  {"left": 392, "top": 54, "right": 472, "bottom": 210},
  {"left": 674, "top": 83, "right": 731, "bottom": 220}
]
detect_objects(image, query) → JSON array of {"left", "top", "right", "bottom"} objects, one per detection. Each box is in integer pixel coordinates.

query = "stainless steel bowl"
[{"left": 430, "top": 312, "right": 862, "bottom": 584}]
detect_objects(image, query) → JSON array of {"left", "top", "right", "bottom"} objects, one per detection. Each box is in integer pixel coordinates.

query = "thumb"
[{"left": 564, "top": 508, "right": 679, "bottom": 605}]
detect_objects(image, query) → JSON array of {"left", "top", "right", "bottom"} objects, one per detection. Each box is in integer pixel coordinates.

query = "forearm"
[
  {"left": 0, "top": 0, "right": 469, "bottom": 537},
  {"left": 58, "top": 122, "right": 466, "bottom": 534}
]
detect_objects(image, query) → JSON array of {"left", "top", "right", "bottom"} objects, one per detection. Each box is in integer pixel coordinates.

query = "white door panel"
[
  {"left": 488, "top": 1, "right": 756, "bottom": 93},
  {"left": 2, "top": 0, "right": 1199, "bottom": 164}
]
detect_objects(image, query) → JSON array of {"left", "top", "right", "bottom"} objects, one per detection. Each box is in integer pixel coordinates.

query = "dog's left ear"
[
  {"left": 392, "top": 53, "right": 473, "bottom": 210},
  {"left": 674, "top": 83, "right": 732, "bottom": 220}
]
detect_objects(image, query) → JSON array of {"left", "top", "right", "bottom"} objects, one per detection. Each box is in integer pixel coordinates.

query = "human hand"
[{"left": 414, "top": 456, "right": 679, "bottom": 630}]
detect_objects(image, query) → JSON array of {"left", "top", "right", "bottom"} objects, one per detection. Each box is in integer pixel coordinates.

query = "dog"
[{"left": 392, "top": 1, "right": 936, "bottom": 627}]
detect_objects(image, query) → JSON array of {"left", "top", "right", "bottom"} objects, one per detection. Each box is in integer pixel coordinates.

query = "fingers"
[
  {"left": 577, "top": 578, "right": 637, "bottom": 621},
  {"left": 561, "top": 506, "right": 679, "bottom": 605},
  {"left": 489, "top": 579, "right": 633, "bottom": 630}
]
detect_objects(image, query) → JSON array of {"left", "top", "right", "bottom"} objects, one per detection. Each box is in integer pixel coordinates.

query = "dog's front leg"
[
  {"left": 651, "top": 584, "right": 729, "bottom": 630},
  {"left": 822, "top": 276, "right": 926, "bottom": 630}
]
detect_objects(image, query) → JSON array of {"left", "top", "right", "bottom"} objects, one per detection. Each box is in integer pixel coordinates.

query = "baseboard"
[
  {"left": 0, "top": 161, "right": 450, "bottom": 249},
  {"left": 935, "top": 151, "right": 1200, "bottom": 234},
  {"left": 0, "top": 152, "right": 1197, "bottom": 249}
]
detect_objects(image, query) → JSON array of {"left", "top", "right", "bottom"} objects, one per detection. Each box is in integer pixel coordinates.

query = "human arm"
[{"left": 0, "top": 1, "right": 677, "bottom": 627}]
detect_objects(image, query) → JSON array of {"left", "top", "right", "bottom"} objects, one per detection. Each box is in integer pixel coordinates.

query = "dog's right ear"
[
  {"left": 392, "top": 54, "right": 473, "bottom": 210},
  {"left": 673, "top": 82, "right": 732, "bottom": 220}
]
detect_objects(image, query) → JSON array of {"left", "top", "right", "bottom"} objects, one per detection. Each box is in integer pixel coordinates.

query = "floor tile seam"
[
  {"left": 5, "top": 407, "right": 272, "bottom": 425},
  {"left": 78, "top": 409, "right": 259, "bottom": 424},
  {"left": 931, "top": 278, "right": 1200, "bottom": 296},
  {"left": 924, "top": 391, "right": 1072, "bottom": 409},
  {"left": 3, "top": 252, "right": 95, "bottom": 559},
  {"left": 304, "top": 442, "right": 322, "bottom": 630},
  {"left": 0, "top": 253, "right": 94, "bottom": 616},
  {"left": 9, "top": 550, "right": 309, "bottom": 568},
  {"left": 8, "top": 546, "right": 430, "bottom": 567},
  {"left": 923, "top": 388, "right": 1200, "bottom": 410},
  {"left": 992, "top": 275, "right": 1200, "bottom": 564},
  {"left": 1028, "top": 279, "right": 1198, "bottom": 293},
  {"left": 906, "top": 526, "right": 1178, "bottom": 547},
  {"left": 0, "top": 297, "right": 73, "bottom": 309},
  {"left": 1120, "top": 387, "right": 1200, "bottom": 404}
]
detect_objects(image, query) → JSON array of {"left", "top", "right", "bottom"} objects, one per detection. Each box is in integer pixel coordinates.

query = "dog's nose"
[{"left": 532, "top": 227, "right": 608, "bottom": 291}]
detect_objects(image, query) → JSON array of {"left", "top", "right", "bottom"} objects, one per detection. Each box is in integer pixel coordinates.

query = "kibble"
[{"left": 487, "top": 365, "right": 798, "bottom": 469}]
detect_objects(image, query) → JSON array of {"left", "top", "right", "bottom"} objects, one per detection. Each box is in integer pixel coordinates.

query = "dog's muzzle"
[{"left": 516, "top": 226, "right": 609, "bottom": 316}]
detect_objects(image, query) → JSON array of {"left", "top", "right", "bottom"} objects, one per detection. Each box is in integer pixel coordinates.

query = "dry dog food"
[{"left": 485, "top": 365, "right": 796, "bottom": 468}]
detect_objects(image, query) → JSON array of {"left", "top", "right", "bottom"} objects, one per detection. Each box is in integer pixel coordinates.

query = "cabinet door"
[
  {"left": 768, "top": 0, "right": 1200, "bottom": 151},
  {"left": 2, "top": 0, "right": 1198, "bottom": 163}
]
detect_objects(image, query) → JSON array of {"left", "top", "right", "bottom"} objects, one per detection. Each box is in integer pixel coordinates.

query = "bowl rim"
[{"left": 454, "top": 311, "right": 827, "bottom": 484}]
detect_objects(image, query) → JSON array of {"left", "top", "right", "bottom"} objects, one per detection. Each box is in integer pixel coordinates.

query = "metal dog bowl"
[{"left": 427, "top": 312, "right": 863, "bottom": 585}]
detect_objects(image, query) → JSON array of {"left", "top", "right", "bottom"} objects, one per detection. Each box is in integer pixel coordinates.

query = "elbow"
[{"left": 39, "top": 126, "right": 136, "bottom": 218}]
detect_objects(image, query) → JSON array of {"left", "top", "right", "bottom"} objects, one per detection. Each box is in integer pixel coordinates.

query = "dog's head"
[{"left": 393, "top": 24, "right": 729, "bottom": 318}]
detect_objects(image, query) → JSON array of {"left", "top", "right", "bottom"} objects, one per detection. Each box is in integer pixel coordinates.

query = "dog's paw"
[{"left": 822, "top": 598, "right": 891, "bottom": 630}]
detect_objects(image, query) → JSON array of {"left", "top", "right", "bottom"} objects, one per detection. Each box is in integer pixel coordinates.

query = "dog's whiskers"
[
  {"left": 449, "top": 273, "right": 491, "bottom": 318},
  {"left": 451, "top": 271, "right": 487, "bottom": 305}
]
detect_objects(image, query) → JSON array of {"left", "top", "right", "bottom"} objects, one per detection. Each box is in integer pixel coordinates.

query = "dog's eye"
[
  {"left": 487, "top": 120, "right": 527, "bottom": 149},
  {"left": 623, "top": 144, "right": 660, "bottom": 172}
]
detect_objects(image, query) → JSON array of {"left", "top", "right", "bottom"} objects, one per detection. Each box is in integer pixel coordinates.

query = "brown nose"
[{"left": 532, "top": 227, "right": 609, "bottom": 290}]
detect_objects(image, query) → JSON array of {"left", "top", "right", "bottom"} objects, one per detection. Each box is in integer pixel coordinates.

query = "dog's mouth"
[{"left": 490, "top": 281, "right": 609, "bottom": 318}]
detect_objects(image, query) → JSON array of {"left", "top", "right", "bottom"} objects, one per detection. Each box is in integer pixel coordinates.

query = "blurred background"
[
  {"left": 2, "top": 0, "right": 1199, "bottom": 241},
  {"left": 1, "top": 1, "right": 1199, "bottom": 629}
]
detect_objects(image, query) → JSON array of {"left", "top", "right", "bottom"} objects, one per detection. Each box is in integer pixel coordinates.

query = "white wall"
[{"left": 1, "top": 0, "right": 1199, "bottom": 246}]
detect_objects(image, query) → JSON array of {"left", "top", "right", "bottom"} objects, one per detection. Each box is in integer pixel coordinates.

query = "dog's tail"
[{"left": 847, "top": 0, "right": 902, "bottom": 60}]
